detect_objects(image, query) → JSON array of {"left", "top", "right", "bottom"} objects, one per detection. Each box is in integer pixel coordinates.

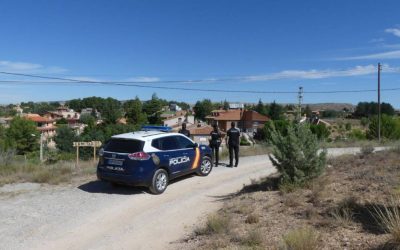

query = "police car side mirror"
[{"left": 193, "top": 143, "right": 198, "bottom": 148}]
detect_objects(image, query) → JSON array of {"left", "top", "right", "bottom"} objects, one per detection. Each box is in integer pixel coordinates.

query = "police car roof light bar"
[{"left": 141, "top": 125, "right": 173, "bottom": 132}]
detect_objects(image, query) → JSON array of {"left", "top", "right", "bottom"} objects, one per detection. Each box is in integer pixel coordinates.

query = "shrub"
[
  {"left": 367, "top": 115, "right": 400, "bottom": 140},
  {"left": 329, "top": 197, "right": 358, "bottom": 227},
  {"left": 309, "top": 123, "right": 330, "bottom": 140},
  {"left": 240, "top": 137, "right": 251, "bottom": 146},
  {"left": 263, "top": 120, "right": 290, "bottom": 143},
  {"left": 269, "top": 123, "right": 327, "bottom": 185},
  {"left": 360, "top": 117, "right": 369, "bottom": 127},
  {"left": 5, "top": 117, "right": 39, "bottom": 154},
  {"left": 345, "top": 122, "right": 352, "bottom": 131},
  {"left": 245, "top": 214, "right": 260, "bottom": 224},
  {"left": 54, "top": 126, "right": 77, "bottom": 153},
  {"left": 240, "top": 229, "right": 263, "bottom": 247},
  {"left": 195, "top": 214, "right": 230, "bottom": 235},
  {"left": 348, "top": 129, "right": 366, "bottom": 140},
  {"left": 372, "top": 197, "right": 400, "bottom": 246},
  {"left": 282, "top": 227, "right": 321, "bottom": 250},
  {"left": 0, "top": 147, "right": 16, "bottom": 166}
]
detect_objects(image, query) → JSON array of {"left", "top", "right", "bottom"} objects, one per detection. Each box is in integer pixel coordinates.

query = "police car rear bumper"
[{"left": 97, "top": 169, "right": 150, "bottom": 187}]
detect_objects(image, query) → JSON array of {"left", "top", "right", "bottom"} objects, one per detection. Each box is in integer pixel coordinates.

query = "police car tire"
[
  {"left": 197, "top": 156, "right": 213, "bottom": 176},
  {"left": 149, "top": 169, "right": 169, "bottom": 194}
]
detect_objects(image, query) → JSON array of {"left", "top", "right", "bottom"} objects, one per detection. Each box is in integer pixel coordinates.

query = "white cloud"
[
  {"left": 386, "top": 28, "right": 400, "bottom": 37},
  {"left": 336, "top": 50, "right": 400, "bottom": 60},
  {"left": 0, "top": 60, "right": 67, "bottom": 74},
  {"left": 244, "top": 64, "right": 398, "bottom": 81},
  {"left": 126, "top": 76, "right": 160, "bottom": 83}
]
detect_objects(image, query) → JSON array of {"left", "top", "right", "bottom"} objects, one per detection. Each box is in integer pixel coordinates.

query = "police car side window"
[
  {"left": 159, "top": 136, "right": 179, "bottom": 151},
  {"left": 151, "top": 138, "right": 161, "bottom": 150},
  {"left": 176, "top": 136, "right": 194, "bottom": 149}
]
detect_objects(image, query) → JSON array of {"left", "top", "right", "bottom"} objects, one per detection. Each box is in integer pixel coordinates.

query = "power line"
[{"left": 1, "top": 71, "right": 400, "bottom": 94}]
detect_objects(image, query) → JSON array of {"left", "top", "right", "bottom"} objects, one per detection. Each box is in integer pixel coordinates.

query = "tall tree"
[
  {"left": 54, "top": 126, "right": 77, "bottom": 153},
  {"left": 255, "top": 99, "right": 267, "bottom": 115},
  {"left": 194, "top": 99, "right": 214, "bottom": 121},
  {"left": 6, "top": 117, "right": 39, "bottom": 154},
  {"left": 124, "top": 97, "right": 147, "bottom": 125},
  {"left": 304, "top": 105, "right": 312, "bottom": 117},
  {"left": 143, "top": 93, "right": 163, "bottom": 116},
  {"left": 223, "top": 99, "right": 230, "bottom": 110},
  {"left": 354, "top": 102, "right": 395, "bottom": 117},
  {"left": 268, "top": 101, "right": 284, "bottom": 120},
  {"left": 101, "top": 98, "right": 122, "bottom": 124}
]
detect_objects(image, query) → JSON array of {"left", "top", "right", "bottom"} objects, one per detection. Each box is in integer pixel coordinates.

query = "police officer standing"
[
  {"left": 209, "top": 123, "right": 222, "bottom": 166},
  {"left": 178, "top": 123, "right": 190, "bottom": 138},
  {"left": 226, "top": 122, "right": 240, "bottom": 167}
]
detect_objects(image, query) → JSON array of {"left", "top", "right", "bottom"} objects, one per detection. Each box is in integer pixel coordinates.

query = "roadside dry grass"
[
  {"left": 0, "top": 160, "right": 96, "bottom": 186},
  {"left": 176, "top": 148, "right": 400, "bottom": 249}
]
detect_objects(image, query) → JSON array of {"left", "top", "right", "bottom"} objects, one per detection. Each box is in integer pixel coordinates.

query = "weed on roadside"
[
  {"left": 372, "top": 197, "right": 400, "bottom": 247},
  {"left": 194, "top": 213, "right": 231, "bottom": 235},
  {"left": 281, "top": 227, "right": 321, "bottom": 250}
]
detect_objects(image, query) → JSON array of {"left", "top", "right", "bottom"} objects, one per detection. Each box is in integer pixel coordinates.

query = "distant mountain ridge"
[{"left": 302, "top": 103, "right": 355, "bottom": 111}]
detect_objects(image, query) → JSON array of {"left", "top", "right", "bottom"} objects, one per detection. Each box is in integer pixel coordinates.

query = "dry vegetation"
[
  {"left": 0, "top": 160, "right": 96, "bottom": 186},
  {"left": 176, "top": 148, "right": 400, "bottom": 250}
]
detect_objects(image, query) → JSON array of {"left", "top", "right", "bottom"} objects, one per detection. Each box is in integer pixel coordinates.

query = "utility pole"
[
  {"left": 40, "top": 132, "right": 44, "bottom": 162},
  {"left": 378, "top": 63, "right": 382, "bottom": 143},
  {"left": 297, "top": 86, "right": 303, "bottom": 121}
]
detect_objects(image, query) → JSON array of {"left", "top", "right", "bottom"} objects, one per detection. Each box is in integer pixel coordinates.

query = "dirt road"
[
  {"left": 0, "top": 148, "right": 384, "bottom": 250},
  {"left": 1, "top": 155, "right": 274, "bottom": 250}
]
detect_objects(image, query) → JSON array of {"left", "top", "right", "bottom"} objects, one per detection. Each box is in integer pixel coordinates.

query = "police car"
[{"left": 97, "top": 126, "right": 213, "bottom": 194}]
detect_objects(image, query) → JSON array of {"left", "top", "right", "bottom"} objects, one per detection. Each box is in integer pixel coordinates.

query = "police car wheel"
[
  {"left": 149, "top": 169, "right": 169, "bottom": 194},
  {"left": 197, "top": 156, "right": 213, "bottom": 176}
]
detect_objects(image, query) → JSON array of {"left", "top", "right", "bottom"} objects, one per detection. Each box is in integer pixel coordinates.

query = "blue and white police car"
[{"left": 97, "top": 126, "right": 213, "bottom": 194}]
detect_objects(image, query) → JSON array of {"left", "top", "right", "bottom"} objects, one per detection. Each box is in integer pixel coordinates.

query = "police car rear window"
[{"left": 104, "top": 139, "right": 144, "bottom": 153}]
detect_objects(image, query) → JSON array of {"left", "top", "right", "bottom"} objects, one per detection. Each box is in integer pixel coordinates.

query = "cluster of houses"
[
  {"left": 0, "top": 101, "right": 294, "bottom": 148},
  {"left": 160, "top": 103, "right": 270, "bottom": 145},
  {"left": 0, "top": 105, "right": 98, "bottom": 148}
]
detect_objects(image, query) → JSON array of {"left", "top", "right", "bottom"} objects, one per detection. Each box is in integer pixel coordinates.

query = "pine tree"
[{"left": 269, "top": 123, "right": 326, "bottom": 185}]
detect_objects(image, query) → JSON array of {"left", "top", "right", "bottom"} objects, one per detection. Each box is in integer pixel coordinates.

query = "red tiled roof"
[
  {"left": 211, "top": 110, "right": 241, "bottom": 121},
  {"left": 242, "top": 110, "right": 269, "bottom": 122},
  {"left": 207, "top": 110, "right": 269, "bottom": 122},
  {"left": 189, "top": 125, "right": 226, "bottom": 135},
  {"left": 25, "top": 114, "right": 53, "bottom": 123}
]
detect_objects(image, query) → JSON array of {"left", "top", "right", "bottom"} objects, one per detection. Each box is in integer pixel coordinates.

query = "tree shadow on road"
[{"left": 78, "top": 180, "right": 148, "bottom": 195}]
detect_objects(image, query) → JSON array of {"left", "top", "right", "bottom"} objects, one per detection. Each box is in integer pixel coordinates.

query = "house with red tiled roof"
[
  {"left": 187, "top": 124, "right": 226, "bottom": 145},
  {"left": 24, "top": 114, "right": 57, "bottom": 140},
  {"left": 206, "top": 109, "right": 269, "bottom": 132}
]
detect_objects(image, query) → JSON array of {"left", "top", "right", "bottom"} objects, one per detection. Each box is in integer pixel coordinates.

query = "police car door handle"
[
  {"left": 183, "top": 152, "right": 188, "bottom": 155},
  {"left": 164, "top": 154, "right": 169, "bottom": 157}
]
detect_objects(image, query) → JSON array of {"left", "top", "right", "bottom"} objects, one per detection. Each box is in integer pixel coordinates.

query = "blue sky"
[{"left": 1, "top": 0, "right": 400, "bottom": 107}]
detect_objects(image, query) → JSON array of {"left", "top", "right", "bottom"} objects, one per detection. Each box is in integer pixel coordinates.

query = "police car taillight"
[{"left": 128, "top": 152, "right": 150, "bottom": 160}]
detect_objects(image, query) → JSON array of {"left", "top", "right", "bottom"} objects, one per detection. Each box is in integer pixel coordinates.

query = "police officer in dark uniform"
[
  {"left": 178, "top": 123, "right": 190, "bottom": 137},
  {"left": 209, "top": 123, "right": 222, "bottom": 166},
  {"left": 226, "top": 122, "right": 240, "bottom": 167}
]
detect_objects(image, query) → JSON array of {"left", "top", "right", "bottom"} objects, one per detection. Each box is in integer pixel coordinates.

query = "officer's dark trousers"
[
  {"left": 229, "top": 144, "right": 239, "bottom": 166},
  {"left": 211, "top": 146, "right": 219, "bottom": 165}
]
